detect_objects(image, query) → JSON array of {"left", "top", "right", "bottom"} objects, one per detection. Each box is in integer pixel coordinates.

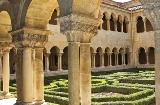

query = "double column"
[
  {"left": 107, "top": 53, "right": 112, "bottom": 66},
  {"left": 91, "top": 53, "right": 96, "bottom": 68},
  {"left": 57, "top": 53, "right": 63, "bottom": 71},
  {"left": 99, "top": 53, "right": 104, "bottom": 67}
]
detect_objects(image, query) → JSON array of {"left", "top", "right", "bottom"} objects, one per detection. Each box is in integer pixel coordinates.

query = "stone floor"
[{"left": 0, "top": 98, "right": 16, "bottom": 105}]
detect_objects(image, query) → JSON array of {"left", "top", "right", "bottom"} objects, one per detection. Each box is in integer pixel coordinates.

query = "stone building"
[{"left": 0, "top": 0, "right": 159, "bottom": 105}]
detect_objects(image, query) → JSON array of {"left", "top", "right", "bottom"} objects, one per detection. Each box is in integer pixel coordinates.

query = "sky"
[{"left": 113, "top": 0, "right": 131, "bottom": 3}]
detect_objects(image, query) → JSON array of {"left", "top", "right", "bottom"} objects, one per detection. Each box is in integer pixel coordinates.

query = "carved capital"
[
  {"left": 10, "top": 27, "right": 53, "bottom": 48},
  {"left": 59, "top": 13, "right": 100, "bottom": 43}
]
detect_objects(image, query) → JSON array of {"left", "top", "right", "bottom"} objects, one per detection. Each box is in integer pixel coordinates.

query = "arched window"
[
  {"left": 137, "top": 16, "right": 144, "bottom": 33},
  {"left": 117, "top": 15, "right": 122, "bottom": 32},
  {"left": 102, "top": 13, "right": 107, "bottom": 30},
  {"left": 62, "top": 47, "right": 68, "bottom": 70},
  {"left": 50, "top": 46, "right": 60, "bottom": 71},
  {"left": 139, "top": 48, "right": 147, "bottom": 64},
  {"left": 146, "top": 19, "right": 153, "bottom": 32},
  {"left": 49, "top": 9, "right": 59, "bottom": 25},
  {"left": 95, "top": 47, "right": 103, "bottom": 67},
  {"left": 148, "top": 47, "right": 155, "bottom": 64},
  {"left": 110, "top": 14, "right": 115, "bottom": 31}
]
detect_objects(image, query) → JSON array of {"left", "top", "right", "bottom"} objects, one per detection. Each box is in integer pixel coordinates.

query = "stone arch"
[
  {"left": 146, "top": 18, "right": 153, "bottom": 32},
  {"left": 24, "top": 0, "right": 101, "bottom": 29},
  {"left": 62, "top": 46, "right": 68, "bottom": 70},
  {"left": 148, "top": 47, "right": 155, "bottom": 64},
  {"left": 138, "top": 47, "right": 147, "bottom": 64},
  {"left": 110, "top": 13, "right": 116, "bottom": 31},
  {"left": 25, "top": 0, "right": 59, "bottom": 29},
  {"left": 112, "top": 47, "right": 118, "bottom": 66},
  {"left": 0, "top": 11, "right": 12, "bottom": 34},
  {"left": 137, "top": 16, "right": 144, "bottom": 33},
  {"left": 117, "top": 15, "right": 122, "bottom": 32},
  {"left": 123, "top": 16, "right": 128, "bottom": 33},
  {"left": 0, "top": 1, "right": 15, "bottom": 30},
  {"left": 95, "top": 47, "right": 103, "bottom": 67},
  {"left": 49, "top": 46, "right": 60, "bottom": 71}
]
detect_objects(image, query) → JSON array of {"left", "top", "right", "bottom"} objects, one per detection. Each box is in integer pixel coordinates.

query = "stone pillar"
[
  {"left": 44, "top": 53, "right": 50, "bottom": 72},
  {"left": 68, "top": 42, "right": 80, "bottom": 105},
  {"left": 80, "top": 43, "right": 91, "bottom": 105},
  {"left": 121, "top": 53, "right": 124, "bottom": 65},
  {"left": 126, "top": 21, "right": 129, "bottom": 33},
  {"left": 2, "top": 48, "right": 11, "bottom": 97},
  {"left": 145, "top": 52, "right": 149, "bottom": 64},
  {"left": 91, "top": 53, "right": 96, "bottom": 68},
  {"left": 123, "top": 53, "right": 126, "bottom": 65},
  {"left": 107, "top": 53, "right": 110, "bottom": 66},
  {"left": 143, "top": 18, "right": 147, "bottom": 32},
  {"left": 120, "top": 21, "right": 123, "bottom": 32},
  {"left": 109, "top": 53, "right": 112, "bottom": 66},
  {"left": 34, "top": 48, "right": 45, "bottom": 105},
  {"left": 115, "top": 53, "right": 119, "bottom": 65},
  {"left": 57, "top": 53, "right": 63, "bottom": 71},
  {"left": 113, "top": 19, "right": 117, "bottom": 31},
  {"left": 22, "top": 48, "right": 33, "bottom": 104},
  {"left": 15, "top": 49, "right": 23, "bottom": 104},
  {"left": 100, "top": 19, "right": 102, "bottom": 30},
  {"left": 100, "top": 53, "right": 104, "bottom": 67},
  {"left": 107, "top": 19, "right": 110, "bottom": 31},
  {"left": 127, "top": 52, "right": 131, "bottom": 65}
]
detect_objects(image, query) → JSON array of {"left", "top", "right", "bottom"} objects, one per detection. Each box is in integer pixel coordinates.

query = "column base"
[
  {"left": 15, "top": 100, "right": 23, "bottom": 105},
  {"left": 3, "top": 93, "right": 14, "bottom": 99},
  {"left": 44, "top": 70, "right": 50, "bottom": 72},
  {"left": 34, "top": 100, "right": 47, "bottom": 105},
  {"left": 58, "top": 69, "right": 63, "bottom": 71},
  {"left": 23, "top": 102, "right": 34, "bottom": 105}
]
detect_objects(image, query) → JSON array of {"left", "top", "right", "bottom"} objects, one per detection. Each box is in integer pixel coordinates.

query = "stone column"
[
  {"left": 126, "top": 21, "right": 129, "bottom": 33},
  {"left": 100, "top": 53, "right": 104, "bottom": 67},
  {"left": 57, "top": 53, "right": 63, "bottom": 71},
  {"left": 122, "top": 53, "right": 126, "bottom": 65},
  {"left": 120, "top": 21, "right": 123, "bottom": 32},
  {"left": 127, "top": 52, "right": 131, "bottom": 65},
  {"left": 91, "top": 53, "right": 96, "bottom": 68},
  {"left": 44, "top": 53, "right": 50, "bottom": 72},
  {"left": 22, "top": 48, "right": 33, "bottom": 104},
  {"left": 68, "top": 42, "right": 80, "bottom": 105},
  {"left": 145, "top": 52, "right": 149, "bottom": 64},
  {"left": 113, "top": 19, "right": 117, "bottom": 31},
  {"left": 2, "top": 48, "right": 11, "bottom": 98},
  {"left": 34, "top": 48, "right": 45, "bottom": 105},
  {"left": 107, "top": 53, "right": 110, "bottom": 66},
  {"left": 80, "top": 43, "right": 91, "bottom": 105},
  {"left": 109, "top": 53, "right": 112, "bottom": 66},
  {"left": 155, "top": 31, "right": 160, "bottom": 105},
  {"left": 15, "top": 49, "right": 23, "bottom": 104},
  {"left": 123, "top": 53, "right": 126, "bottom": 65},
  {"left": 121, "top": 53, "right": 124, "bottom": 65},
  {"left": 143, "top": 18, "right": 146, "bottom": 32},
  {"left": 107, "top": 19, "right": 110, "bottom": 31},
  {"left": 115, "top": 53, "right": 119, "bottom": 65},
  {"left": 100, "top": 19, "right": 102, "bottom": 30}
]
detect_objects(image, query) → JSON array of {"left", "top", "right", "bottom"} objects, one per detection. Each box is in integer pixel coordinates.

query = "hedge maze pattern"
[{"left": 9, "top": 69, "right": 155, "bottom": 105}]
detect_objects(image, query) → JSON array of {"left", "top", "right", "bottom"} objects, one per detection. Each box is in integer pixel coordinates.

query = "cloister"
[{"left": 0, "top": 0, "right": 159, "bottom": 105}]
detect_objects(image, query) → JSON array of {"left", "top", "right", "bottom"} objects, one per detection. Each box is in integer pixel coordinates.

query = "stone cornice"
[{"left": 59, "top": 13, "right": 100, "bottom": 43}]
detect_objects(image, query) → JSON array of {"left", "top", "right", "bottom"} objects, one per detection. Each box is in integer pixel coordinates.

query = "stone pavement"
[{"left": 0, "top": 98, "right": 16, "bottom": 105}]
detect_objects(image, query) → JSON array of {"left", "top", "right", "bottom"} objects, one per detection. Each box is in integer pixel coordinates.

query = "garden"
[{"left": 9, "top": 69, "right": 155, "bottom": 105}]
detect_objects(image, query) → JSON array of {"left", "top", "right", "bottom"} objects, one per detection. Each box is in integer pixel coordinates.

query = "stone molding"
[
  {"left": 59, "top": 12, "right": 100, "bottom": 43},
  {"left": 10, "top": 27, "right": 54, "bottom": 48}
]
